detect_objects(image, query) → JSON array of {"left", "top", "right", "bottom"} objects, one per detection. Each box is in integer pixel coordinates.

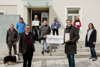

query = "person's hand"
[
  {"left": 19, "top": 53, "right": 22, "bottom": 55},
  {"left": 14, "top": 42, "right": 17, "bottom": 45},
  {"left": 66, "top": 41, "right": 72, "bottom": 44},
  {"left": 62, "top": 43, "right": 65, "bottom": 45},
  {"left": 6, "top": 43, "right": 8, "bottom": 45},
  {"left": 93, "top": 42, "right": 96, "bottom": 45},
  {"left": 44, "top": 35, "right": 47, "bottom": 38}
]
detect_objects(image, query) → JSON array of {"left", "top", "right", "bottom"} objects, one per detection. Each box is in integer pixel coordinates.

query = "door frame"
[{"left": 30, "top": 8, "right": 49, "bottom": 31}]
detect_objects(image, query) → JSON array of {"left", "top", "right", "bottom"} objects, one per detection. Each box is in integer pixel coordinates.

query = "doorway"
[
  {"left": 32, "top": 8, "right": 49, "bottom": 26},
  {"left": 27, "top": 8, "right": 49, "bottom": 32}
]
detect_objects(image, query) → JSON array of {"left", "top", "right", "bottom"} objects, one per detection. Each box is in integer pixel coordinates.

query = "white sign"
[
  {"left": 46, "top": 35, "right": 64, "bottom": 44},
  {"left": 32, "top": 21, "right": 39, "bottom": 26},
  {"left": 76, "top": 22, "right": 80, "bottom": 25},
  {"left": 65, "top": 33, "right": 70, "bottom": 42}
]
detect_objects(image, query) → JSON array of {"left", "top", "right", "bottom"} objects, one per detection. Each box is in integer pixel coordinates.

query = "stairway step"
[
  {"left": 34, "top": 52, "right": 89, "bottom": 56},
  {"left": 0, "top": 52, "right": 100, "bottom": 62},
  {"left": 34, "top": 48, "right": 90, "bottom": 52}
]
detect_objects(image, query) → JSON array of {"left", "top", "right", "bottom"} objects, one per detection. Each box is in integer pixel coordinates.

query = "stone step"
[
  {"left": 33, "top": 52, "right": 87, "bottom": 56},
  {"left": 16, "top": 51, "right": 100, "bottom": 61},
  {"left": 35, "top": 43, "right": 88, "bottom": 48},
  {"left": 35, "top": 44, "right": 86, "bottom": 49},
  {"left": 0, "top": 52, "right": 100, "bottom": 62},
  {"left": 33, "top": 51, "right": 100, "bottom": 56},
  {"left": 33, "top": 51, "right": 100, "bottom": 61},
  {"left": 33, "top": 56, "right": 67, "bottom": 61},
  {"left": 35, "top": 48, "right": 90, "bottom": 52}
]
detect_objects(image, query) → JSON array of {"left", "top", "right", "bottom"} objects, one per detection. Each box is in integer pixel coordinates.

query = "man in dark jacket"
[
  {"left": 6, "top": 24, "right": 18, "bottom": 56},
  {"left": 64, "top": 19, "right": 79, "bottom": 67},
  {"left": 40, "top": 20, "right": 51, "bottom": 54},
  {"left": 19, "top": 24, "right": 46, "bottom": 67}
]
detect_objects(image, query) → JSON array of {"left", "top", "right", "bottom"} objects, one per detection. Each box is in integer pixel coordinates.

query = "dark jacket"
[
  {"left": 40, "top": 25, "right": 51, "bottom": 37},
  {"left": 6, "top": 28, "right": 18, "bottom": 45},
  {"left": 19, "top": 32, "right": 44, "bottom": 54},
  {"left": 85, "top": 29, "right": 97, "bottom": 47},
  {"left": 64, "top": 26, "right": 79, "bottom": 54}
]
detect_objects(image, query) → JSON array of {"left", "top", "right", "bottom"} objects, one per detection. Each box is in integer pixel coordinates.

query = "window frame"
[
  {"left": 0, "top": 11, "right": 5, "bottom": 15},
  {"left": 65, "top": 6, "right": 82, "bottom": 31}
]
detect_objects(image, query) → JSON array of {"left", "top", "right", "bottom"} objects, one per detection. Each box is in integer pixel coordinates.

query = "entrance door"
[{"left": 31, "top": 8, "right": 49, "bottom": 26}]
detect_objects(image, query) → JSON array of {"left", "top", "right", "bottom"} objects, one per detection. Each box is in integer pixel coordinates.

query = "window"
[
  {"left": 67, "top": 8, "right": 80, "bottom": 23},
  {"left": 65, "top": 6, "right": 82, "bottom": 30},
  {"left": 0, "top": 11, "right": 5, "bottom": 15}
]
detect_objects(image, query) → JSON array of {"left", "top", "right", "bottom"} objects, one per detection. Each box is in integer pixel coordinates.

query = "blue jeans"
[
  {"left": 90, "top": 46, "right": 97, "bottom": 59},
  {"left": 33, "top": 29, "right": 40, "bottom": 37},
  {"left": 41, "top": 39, "right": 49, "bottom": 52},
  {"left": 67, "top": 54, "right": 75, "bottom": 67}
]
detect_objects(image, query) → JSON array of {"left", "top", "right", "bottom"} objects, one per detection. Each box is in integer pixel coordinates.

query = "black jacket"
[
  {"left": 19, "top": 32, "right": 44, "bottom": 54},
  {"left": 85, "top": 29, "right": 97, "bottom": 47},
  {"left": 64, "top": 26, "right": 79, "bottom": 54}
]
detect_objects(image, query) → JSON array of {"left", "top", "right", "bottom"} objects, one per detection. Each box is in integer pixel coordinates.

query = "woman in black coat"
[{"left": 85, "top": 23, "right": 97, "bottom": 61}]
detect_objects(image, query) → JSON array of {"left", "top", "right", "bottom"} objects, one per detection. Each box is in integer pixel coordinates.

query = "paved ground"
[{"left": 0, "top": 58, "right": 100, "bottom": 67}]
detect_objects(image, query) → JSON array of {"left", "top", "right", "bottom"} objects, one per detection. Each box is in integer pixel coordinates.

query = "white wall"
[
  {"left": 0, "top": 0, "right": 18, "bottom": 15},
  {"left": 0, "top": 6, "right": 17, "bottom": 15},
  {"left": 51, "top": 0, "right": 100, "bottom": 41},
  {"left": 0, "top": 0, "right": 27, "bottom": 22},
  {"left": 0, "top": 0, "right": 17, "bottom": 5}
]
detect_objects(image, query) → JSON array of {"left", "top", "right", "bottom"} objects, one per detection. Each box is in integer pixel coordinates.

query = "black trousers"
[
  {"left": 8, "top": 44, "right": 17, "bottom": 56},
  {"left": 23, "top": 50, "right": 33, "bottom": 67},
  {"left": 52, "top": 29, "right": 59, "bottom": 35}
]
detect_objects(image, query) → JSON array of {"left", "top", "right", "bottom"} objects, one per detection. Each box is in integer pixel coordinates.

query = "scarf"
[{"left": 66, "top": 25, "right": 72, "bottom": 33}]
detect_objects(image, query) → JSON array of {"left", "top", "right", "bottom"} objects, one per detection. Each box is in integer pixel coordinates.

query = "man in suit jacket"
[
  {"left": 19, "top": 24, "right": 46, "bottom": 67},
  {"left": 64, "top": 19, "right": 79, "bottom": 67},
  {"left": 6, "top": 24, "right": 18, "bottom": 56}
]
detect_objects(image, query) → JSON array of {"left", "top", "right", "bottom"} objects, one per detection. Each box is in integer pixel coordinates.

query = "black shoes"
[
  {"left": 89, "top": 57, "right": 93, "bottom": 59},
  {"left": 46, "top": 51, "right": 50, "bottom": 53},
  {"left": 41, "top": 51, "right": 44, "bottom": 55},
  {"left": 45, "top": 50, "right": 50, "bottom": 53},
  {"left": 89, "top": 57, "right": 97, "bottom": 61},
  {"left": 41, "top": 50, "right": 50, "bottom": 55},
  {"left": 92, "top": 58, "right": 97, "bottom": 61}
]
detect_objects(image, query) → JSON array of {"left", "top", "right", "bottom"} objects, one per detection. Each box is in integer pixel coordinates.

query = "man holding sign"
[
  {"left": 64, "top": 19, "right": 79, "bottom": 67},
  {"left": 32, "top": 15, "right": 40, "bottom": 38}
]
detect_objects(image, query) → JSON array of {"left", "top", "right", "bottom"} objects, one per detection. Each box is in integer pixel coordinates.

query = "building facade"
[{"left": 0, "top": 0, "right": 100, "bottom": 41}]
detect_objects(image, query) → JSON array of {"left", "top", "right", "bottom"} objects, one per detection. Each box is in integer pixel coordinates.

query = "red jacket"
[{"left": 73, "top": 21, "right": 81, "bottom": 30}]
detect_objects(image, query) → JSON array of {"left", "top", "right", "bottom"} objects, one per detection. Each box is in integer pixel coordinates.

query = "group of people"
[{"left": 6, "top": 15, "right": 97, "bottom": 67}]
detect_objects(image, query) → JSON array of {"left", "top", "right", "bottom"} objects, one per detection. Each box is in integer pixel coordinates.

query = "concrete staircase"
[{"left": 32, "top": 41, "right": 100, "bottom": 61}]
